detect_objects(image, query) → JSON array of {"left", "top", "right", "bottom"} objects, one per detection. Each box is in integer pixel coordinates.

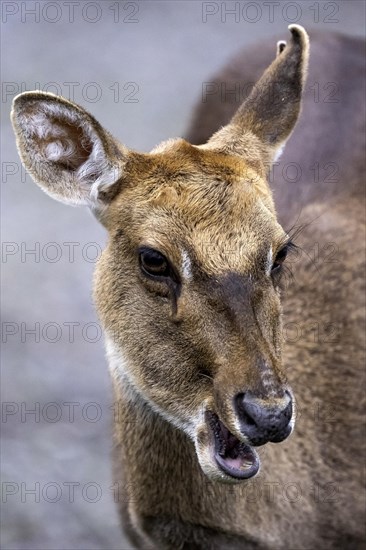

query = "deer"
[{"left": 11, "top": 25, "right": 365, "bottom": 549}]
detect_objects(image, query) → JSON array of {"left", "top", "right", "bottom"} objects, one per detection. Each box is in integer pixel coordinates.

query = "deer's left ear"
[{"left": 206, "top": 25, "right": 309, "bottom": 165}]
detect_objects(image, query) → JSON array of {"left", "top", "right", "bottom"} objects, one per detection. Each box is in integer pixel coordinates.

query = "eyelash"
[
  {"left": 271, "top": 241, "right": 297, "bottom": 286},
  {"left": 272, "top": 245, "right": 289, "bottom": 272}
]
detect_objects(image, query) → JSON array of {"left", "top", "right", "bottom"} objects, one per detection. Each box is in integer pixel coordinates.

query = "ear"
[
  {"left": 206, "top": 25, "right": 309, "bottom": 165},
  {"left": 11, "top": 91, "right": 128, "bottom": 209}
]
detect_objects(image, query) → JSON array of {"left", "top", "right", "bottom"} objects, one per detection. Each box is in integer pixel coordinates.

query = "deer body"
[{"left": 11, "top": 27, "right": 365, "bottom": 549}]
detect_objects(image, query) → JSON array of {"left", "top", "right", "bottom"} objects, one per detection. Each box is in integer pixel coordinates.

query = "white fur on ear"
[
  {"left": 273, "top": 142, "right": 286, "bottom": 162},
  {"left": 276, "top": 40, "right": 287, "bottom": 56},
  {"left": 11, "top": 92, "right": 125, "bottom": 208}
]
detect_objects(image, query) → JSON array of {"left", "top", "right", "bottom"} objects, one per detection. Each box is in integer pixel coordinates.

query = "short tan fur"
[{"left": 11, "top": 25, "right": 365, "bottom": 549}]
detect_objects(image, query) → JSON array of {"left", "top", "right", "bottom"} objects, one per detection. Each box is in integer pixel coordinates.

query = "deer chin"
[{"left": 205, "top": 411, "right": 260, "bottom": 480}]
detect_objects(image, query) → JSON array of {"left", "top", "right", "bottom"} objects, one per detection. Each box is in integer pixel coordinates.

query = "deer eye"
[
  {"left": 271, "top": 245, "right": 288, "bottom": 273},
  {"left": 139, "top": 247, "right": 171, "bottom": 278}
]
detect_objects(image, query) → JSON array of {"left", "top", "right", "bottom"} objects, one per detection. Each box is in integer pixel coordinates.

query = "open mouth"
[{"left": 206, "top": 410, "right": 260, "bottom": 480}]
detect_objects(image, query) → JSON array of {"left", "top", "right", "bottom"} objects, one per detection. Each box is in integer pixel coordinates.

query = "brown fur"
[{"left": 11, "top": 25, "right": 365, "bottom": 549}]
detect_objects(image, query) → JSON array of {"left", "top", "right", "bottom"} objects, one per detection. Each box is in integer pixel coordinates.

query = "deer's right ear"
[{"left": 11, "top": 92, "right": 128, "bottom": 209}]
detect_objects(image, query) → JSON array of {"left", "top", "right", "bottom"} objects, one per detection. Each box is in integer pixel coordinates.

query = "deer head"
[{"left": 11, "top": 25, "right": 309, "bottom": 483}]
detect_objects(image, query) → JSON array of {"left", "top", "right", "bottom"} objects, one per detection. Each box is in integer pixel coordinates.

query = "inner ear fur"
[{"left": 11, "top": 91, "right": 128, "bottom": 207}]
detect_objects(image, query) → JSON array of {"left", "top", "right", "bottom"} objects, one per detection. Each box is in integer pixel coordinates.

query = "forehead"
[{"left": 108, "top": 140, "right": 283, "bottom": 273}]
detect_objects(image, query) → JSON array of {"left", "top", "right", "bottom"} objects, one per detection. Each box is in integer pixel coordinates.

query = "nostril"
[
  {"left": 284, "top": 390, "right": 292, "bottom": 405},
  {"left": 284, "top": 399, "right": 293, "bottom": 421},
  {"left": 235, "top": 393, "right": 261, "bottom": 428},
  {"left": 235, "top": 394, "right": 250, "bottom": 425},
  {"left": 242, "top": 410, "right": 256, "bottom": 427}
]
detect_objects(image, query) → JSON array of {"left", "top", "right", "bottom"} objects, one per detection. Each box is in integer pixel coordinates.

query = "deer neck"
[{"left": 112, "top": 370, "right": 203, "bottom": 497}]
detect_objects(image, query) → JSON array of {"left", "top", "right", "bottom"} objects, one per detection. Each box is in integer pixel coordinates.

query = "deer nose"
[{"left": 235, "top": 391, "right": 293, "bottom": 446}]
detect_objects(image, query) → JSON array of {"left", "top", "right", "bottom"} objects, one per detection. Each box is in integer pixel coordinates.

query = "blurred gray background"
[{"left": 1, "top": 1, "right": 365, "bottom": 548}]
